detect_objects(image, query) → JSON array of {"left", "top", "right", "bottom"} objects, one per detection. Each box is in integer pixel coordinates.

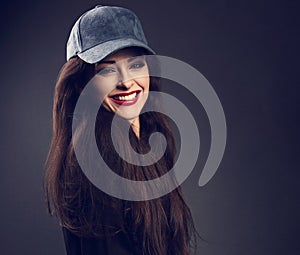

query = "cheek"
[
  {"left": 144, "top": 77, "right": 150, "bottom": 92},
  {"left": 93, "top": 78, "right": 116, "bottom": 101},
  {"left": 102, "top": 97, "right": 113, "bottom": 111},
  {"left": 137, "top": 77, "right": 150, "bottom": 92}
]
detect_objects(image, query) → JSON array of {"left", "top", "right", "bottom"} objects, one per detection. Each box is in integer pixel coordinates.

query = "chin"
[{"left": 115, "top": 111, "right": 141, "bottom": 122}]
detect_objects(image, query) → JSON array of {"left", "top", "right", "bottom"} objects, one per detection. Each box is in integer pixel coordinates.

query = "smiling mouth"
[{"left": 110, "top": 90, "right": 141, "bottom": 106}]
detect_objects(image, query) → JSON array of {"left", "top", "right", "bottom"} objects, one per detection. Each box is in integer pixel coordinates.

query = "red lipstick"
[{"left": 109, "top": 90, "right": 141, "bottom": 106}]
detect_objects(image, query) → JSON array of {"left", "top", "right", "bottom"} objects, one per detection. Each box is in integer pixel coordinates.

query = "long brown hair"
[{"left": 45, "top": 48, "right": 197, "bottom": 255}]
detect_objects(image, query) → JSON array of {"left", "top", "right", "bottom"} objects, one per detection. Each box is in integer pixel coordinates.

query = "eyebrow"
[
  {"left": 127, "top": 56, "right": 144, "bottom": 63},
  {"left": 98, "top": 55, "right": 144, "bottom": 65}
]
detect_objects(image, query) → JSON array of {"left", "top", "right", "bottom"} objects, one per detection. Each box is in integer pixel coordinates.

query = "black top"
[
  {"left": 62, "top": 227, "right": 136, "bottom": 255},
  {"left": 62, "top": 201, "right": 140, "bottom": 255}
]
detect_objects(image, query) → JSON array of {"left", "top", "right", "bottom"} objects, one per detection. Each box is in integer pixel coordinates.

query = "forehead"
[{"left": 102, "top": 47, "right": 145, "bottom": 63}]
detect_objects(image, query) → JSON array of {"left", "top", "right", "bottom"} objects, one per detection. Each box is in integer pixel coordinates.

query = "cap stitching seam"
[
  {"left": 77, "top": 10, "right": 92, "bottom": 51},
  {"left": 106, "top": 7, "right": 122, "bottom": 37}
]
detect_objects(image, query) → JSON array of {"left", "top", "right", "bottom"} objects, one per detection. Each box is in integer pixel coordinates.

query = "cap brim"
[{"left": 77, "top": 38, "right": 155, "bottom": 64}]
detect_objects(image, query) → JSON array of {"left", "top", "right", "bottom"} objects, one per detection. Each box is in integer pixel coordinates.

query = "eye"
[
  {"left": 130, "top": 62, "right": 145, "bottom": 69},
  {"left": 97, "top": 67, "right": 116, "bottom": 75}
]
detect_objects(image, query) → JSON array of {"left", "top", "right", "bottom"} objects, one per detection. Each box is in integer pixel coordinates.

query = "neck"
[{"left": 130, "top": 117, "right": 140, "bottom": 139}]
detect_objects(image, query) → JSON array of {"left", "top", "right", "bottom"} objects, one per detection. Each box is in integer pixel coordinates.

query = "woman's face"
[{"left": 94, "top": 48, "right": 150, "bottom": 125}]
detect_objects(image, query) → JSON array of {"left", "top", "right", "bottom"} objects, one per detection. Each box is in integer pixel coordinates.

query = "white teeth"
[{"left": 115, "top": 92, "right": 137, "bottom": 101}]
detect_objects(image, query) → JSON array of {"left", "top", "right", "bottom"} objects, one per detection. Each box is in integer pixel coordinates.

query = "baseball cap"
[{"left": 66, "top": 5, "right": 155, "bottom": 64}]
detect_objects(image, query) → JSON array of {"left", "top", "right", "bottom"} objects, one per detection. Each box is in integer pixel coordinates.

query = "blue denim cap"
[{"left": 66, "top": 5, "right": 155, "bottom": 64}]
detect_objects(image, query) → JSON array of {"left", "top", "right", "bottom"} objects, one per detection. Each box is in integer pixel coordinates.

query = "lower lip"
[{"left": 110, "top": 92, "right": 140, "bottom": 106}]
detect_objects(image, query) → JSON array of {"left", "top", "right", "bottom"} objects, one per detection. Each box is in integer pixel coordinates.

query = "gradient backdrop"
[{"left": 0, "top": 0, "right": 299, "bottom": 254}]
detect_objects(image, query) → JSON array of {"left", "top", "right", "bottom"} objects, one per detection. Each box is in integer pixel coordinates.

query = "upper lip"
[{"left": 109, "top": 90, "right": 141, "bottom": 97}]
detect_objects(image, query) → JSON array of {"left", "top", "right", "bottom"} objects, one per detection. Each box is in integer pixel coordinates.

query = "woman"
[{"left": 45, "top": 5, "right": 197, "bottom": 255}]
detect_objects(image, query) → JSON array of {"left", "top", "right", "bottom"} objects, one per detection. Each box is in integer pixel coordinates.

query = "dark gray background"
[{"left": 0, "top": 0, "right": 299, "bottom": 254}]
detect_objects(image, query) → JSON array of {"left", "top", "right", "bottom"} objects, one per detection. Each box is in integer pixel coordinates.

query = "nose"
[
  {"left": 117, "top": 80, "right": 134, "bottom": 90},
  {"left": 116, "top": 69, "right": 134, "bottom": 90}
]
